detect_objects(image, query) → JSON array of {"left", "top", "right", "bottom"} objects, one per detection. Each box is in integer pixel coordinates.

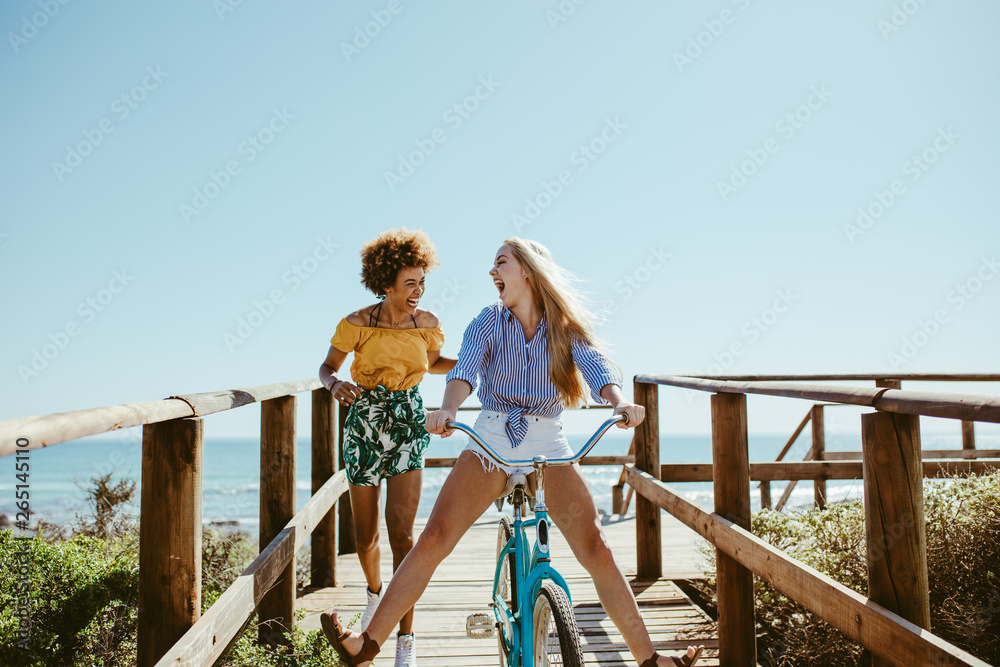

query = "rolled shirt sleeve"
[
  {"left": 571, "top": 338, "right": 622, "bottom": 404},
  {"left": 445, "top": 306, "right": 496, "bottom": 391}
]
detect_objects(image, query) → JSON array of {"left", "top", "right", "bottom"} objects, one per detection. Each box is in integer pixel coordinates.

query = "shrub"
[{"left": 0, "top": 530, "right": 140, "bottom": 666}]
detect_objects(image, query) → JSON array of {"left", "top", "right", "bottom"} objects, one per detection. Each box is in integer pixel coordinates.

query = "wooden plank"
[
  {"left": 156, "top": 472, "right": 347, "bottom": 665},
  {"left": 826, "top": 449, "right": 1000, "bottom": 460},
  {"left": 659, "top": 460, "right": 1000, "bottom": 482},
  {"left": 862, "top": 413, "right": 930, "bottom": 667},
  {"left": 138, "top": 418, "right": 203, "bottom": 667},
  {"left": 635, "top": 376, "right": 1000, "bottom": 424},
  {"left": 636, "top": 375, "right": 887, "bottom": 406},
  {"left": 711, "top": 393, "right": 756, "bottom": 666},
  {"left": 0, "top": 399, "right": 194, "bottom": 456},
  {"left": 625, "top": 468, "right": 989, "bottom": 667},
  {"left": 667, "top": 374, "right": 1000, "bottom": 382},
  {"left": 867, "top": 391, "right": 1000, "bottom": 424},
  {"left": 172, "top": 379, "right": 320, "bottom": 417},
  {"left": 759, "top": 481, "right": 772, "bottom": 511},
  {"left": 962, "top": 420, "right": 976, "bottom": 450},
  {"left": 297, "top": 515, "right": 717, "bottom": 667},
  {"left": 635, "top": 380, "right": 661, "bottom": 579},
  {"left": 259, "top": 396, "right": 296, "bottom": 647},
  {"left": 876, "top": 379, "right": 903, "bottom": 390},
  {"left": 311, "top": 389, "right": 337, "bottom": 588},
  {"left": 774, "top": 408, "right": 812, "bottom": 463},
  {"left": 0, "top": 379, "right": 325, "bottom": 457},
  {"left": 812, "top": 405, "right": 826, "bottom": 509}
]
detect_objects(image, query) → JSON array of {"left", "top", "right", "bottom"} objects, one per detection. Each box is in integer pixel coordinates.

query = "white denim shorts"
[{"left": 465, "top": 410, "right": 574, "bottom": 476}]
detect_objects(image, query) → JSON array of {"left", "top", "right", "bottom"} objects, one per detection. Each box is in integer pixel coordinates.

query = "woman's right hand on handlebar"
[{"left": 426, "top": 409, "right": 457, "bottom": 436}]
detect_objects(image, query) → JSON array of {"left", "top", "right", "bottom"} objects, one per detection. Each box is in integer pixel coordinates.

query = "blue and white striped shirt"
[{"left": 446, "top": 303, "right": 622, "bottom": 446}]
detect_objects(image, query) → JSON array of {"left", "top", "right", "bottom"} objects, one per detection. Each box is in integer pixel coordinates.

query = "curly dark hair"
[{"left": 359, "top": 228, "right": 440, "bottom": 296}]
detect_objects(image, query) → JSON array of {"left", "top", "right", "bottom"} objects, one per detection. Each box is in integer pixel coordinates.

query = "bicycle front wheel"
[{"left": 531, "top": 581, "right": 584, "bottom": 667}]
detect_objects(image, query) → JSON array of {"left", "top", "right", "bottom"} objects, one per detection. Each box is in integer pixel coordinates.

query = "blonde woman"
[
  {"left": 322, "top": 238, "right": 703, "bottom": 667},
  {"left": 318, "top": 228, "right": 456, "bottom": 667}
]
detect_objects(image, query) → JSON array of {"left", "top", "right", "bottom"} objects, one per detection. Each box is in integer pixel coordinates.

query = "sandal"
[
  {"left": 641, "top": 645, "right": 705, "bottom": 667},
  {"left": 320, "top": 612, "right": 380, "bottom": 665}
]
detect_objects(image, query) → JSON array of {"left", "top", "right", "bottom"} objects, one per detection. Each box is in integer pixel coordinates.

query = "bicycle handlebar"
[{"left": 444, "top": 414, "right": 627, "bottom": 469}]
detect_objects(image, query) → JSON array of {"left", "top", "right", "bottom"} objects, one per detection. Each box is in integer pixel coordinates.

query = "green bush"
[
  {"left": 0, "top": 530, "right": 140, "bottom": 666},
  {"left": 695, "top": 472, "right": 1000, "bottom": 666}
]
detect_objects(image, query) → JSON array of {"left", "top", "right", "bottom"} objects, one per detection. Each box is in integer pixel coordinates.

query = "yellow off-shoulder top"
[{"left": 330, "top": 318, "right": 445, "bottom": 391}]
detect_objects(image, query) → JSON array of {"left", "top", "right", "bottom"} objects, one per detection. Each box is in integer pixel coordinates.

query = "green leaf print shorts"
[{"left": 343, "top": 384, "right": 430, "bottom": 486}]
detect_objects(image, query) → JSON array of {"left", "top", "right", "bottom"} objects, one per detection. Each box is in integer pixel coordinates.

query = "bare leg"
[
  {"left": 384, "top": 469, "right": 422, "bottom": 635},
  {"left": 348, "top": 483, "right": 383, "bottom": 594},
  {"left": 546, "top": 464, "right": 699, "bottom": 667},
  {"left": 337, "top": 451, "right": 506, "bottom": 666}
]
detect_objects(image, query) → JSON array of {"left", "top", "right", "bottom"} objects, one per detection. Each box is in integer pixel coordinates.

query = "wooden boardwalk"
[{"left": 298, "top": 511, "right": 720, "bottom": 666}]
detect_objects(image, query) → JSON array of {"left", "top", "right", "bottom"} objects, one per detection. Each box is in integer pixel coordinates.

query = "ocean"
[{"left": 2, "top": 426, "right": 996, "bottom": 537}]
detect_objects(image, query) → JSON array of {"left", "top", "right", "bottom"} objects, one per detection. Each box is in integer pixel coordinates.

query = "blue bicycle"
[{"left": 449, "top": 414, "right": 627, "bottom": 667}]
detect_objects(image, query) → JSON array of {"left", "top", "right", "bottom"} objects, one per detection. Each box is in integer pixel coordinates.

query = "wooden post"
[
  {"left": 861, "top": 412, "right": 930, "bottom": 667},
  {"left": 962, "top": 421, "right": 976, "bottom": 451},
  {"left": 259, "top": 396, "right": 296, "bottom": 647},
  {"left": 337, "top": 404, "right": 356, "bottom": 555},
  {"left": 311, "top": 388, "right": 338, "bottom": 588},
  {"left": 611, "top": 484, "right": 624, "bottom": 515},
  {"left": 634, "top": 380, "right": 661, "bottom": 580},
  {"left": 811, "top": 405, "right": 826, "bottom": 509},
  {"left": 759, "top": 481, "right": 772, "bottom": 511},
  {"left": 137, "top": 418, "right": 203, "bottom": 667},
  {"left": 712, "top": 392, "right": 756, "bottom": 667}
]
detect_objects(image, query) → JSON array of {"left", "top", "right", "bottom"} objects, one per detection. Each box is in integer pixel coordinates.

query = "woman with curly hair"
[
  {"left": 318, "top": 227, "right": 456, "bottom": 667},
  {"left": 322, "top": 238, "right": 703, "bottom": 667}
]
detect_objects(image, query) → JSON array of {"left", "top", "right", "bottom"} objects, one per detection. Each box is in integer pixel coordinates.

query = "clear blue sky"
[{"left": 2, "top": 0, "right": 998, "bottom": 440}]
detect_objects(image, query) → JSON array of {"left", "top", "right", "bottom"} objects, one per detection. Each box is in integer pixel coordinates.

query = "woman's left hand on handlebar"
[
  {"left": 614, "top": 402, "right": 644, "bottom": 428},
  {"left": 426, "top": 409, "right": 456, "bottom": 436}
]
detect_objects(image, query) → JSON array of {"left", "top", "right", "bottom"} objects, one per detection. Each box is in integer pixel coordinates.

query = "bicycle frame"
[{"left": 448, "top": 415, "right": 625, "bottom": 666}]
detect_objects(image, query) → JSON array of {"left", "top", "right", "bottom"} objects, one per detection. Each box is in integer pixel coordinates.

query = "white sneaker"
[
  {"left": 395, "top": 632, "right": 416, "bottom": 667},
  {"left": 361, "top": 584, "right": 383, "bottom": 631}
]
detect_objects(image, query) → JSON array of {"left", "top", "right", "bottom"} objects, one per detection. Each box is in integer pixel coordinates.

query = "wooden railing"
[
  {"left": 627, "top": 373, "right": 1000, "bottom": 667},
  {"left": 0, "top": 382, "right": 634, "bottom": 666},
  {"left": 0, "top": 380, "right": 347, "bottom": 666}
]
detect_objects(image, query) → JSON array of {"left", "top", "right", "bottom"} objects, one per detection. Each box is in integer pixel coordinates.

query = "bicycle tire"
[
  {"left": 531, "top": 581, "right": 584, "bottom": 667},
  {"left": 497, "top": 516, "right": 516, "bottom": 665}
]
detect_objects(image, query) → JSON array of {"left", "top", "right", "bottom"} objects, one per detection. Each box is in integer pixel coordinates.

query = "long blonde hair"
[{"left": 504, "top": 237, "right": 608, "bottom": 408}]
